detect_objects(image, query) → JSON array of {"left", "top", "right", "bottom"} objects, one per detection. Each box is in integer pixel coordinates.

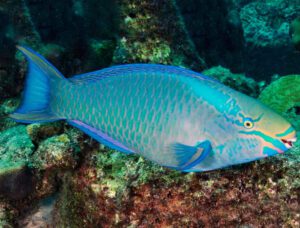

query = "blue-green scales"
[{"left": 11, "top": 46, "right": 297, "bottom": 172}]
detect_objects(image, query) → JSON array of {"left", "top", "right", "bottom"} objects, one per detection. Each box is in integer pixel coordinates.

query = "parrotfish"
[{"left": 11, "top": 46, "right": 297, "bottom": 172}]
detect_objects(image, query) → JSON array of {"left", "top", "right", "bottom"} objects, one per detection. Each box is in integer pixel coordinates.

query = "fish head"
[{"left": 231, "top": 95, "right": 297, "bottom": 160}]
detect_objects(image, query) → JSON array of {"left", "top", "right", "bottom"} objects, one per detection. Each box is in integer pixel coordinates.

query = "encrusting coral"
[
  {"left": 202, "top": 66, "right": 265, "bottom": 98},
  {"left": 52, "top": 139, "right": 300, "bottom": 227},
  {"left": 113, "top": 0, "right": 206, "bottom": 70},
  {"left": 0, "top": 0, "right": 299, "bottom": 227},
  {"left": 259, "top": 74, "right": 300, "bottom": 114},
  {"left": 290, "top": 17, "right": 300, "bottom": 51}
]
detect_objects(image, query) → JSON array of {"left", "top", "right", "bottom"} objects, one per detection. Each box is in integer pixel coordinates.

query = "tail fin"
[{"left": 10, "top": 46, "right": 68, "bottom": 124}]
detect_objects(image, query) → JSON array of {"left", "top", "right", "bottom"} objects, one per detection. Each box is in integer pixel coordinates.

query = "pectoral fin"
[{"left": 168, "top": 140, "right": 212, "bottom": 171}]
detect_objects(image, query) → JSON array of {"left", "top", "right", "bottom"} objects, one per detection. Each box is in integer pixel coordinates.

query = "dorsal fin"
[{"left": 69, "top": 64, "right": 218, "bottom": 84}]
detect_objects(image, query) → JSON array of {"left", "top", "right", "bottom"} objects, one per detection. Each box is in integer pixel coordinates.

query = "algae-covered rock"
[
  {"left": 113, "top": 0, "right": 205, "bottom": 70},
  {"left": 0, "top": 202, "right": 14, "bottom": 228},
  {"left": 26, "top": 122, "right": 64, "bottom": 144},
  {"left": 240, "top": 0, "right": 299, "bottom": 48},
  {"left": 176, "top": 0, "right": 245, "bottom": 72},
  {"left": 0, "top": 126, "right": 34, "bottom": 168},
  {"left": 32, "top": 134, "right": 78, "bottom": 170},
  {"left": 259, "top": 74, "right": 300, "bottom": 114},
  {"left": 53, "top": 138, "right": 300, "bottom": 227},
  {"left": 53, "top": 147, "right": 190, "bottom": 227},
  {"left": 239, "top": 0, "right": 300, "bottom": 78},
  {"left": 290, "top": 17, "right": 300, "bottom": 51},
  {"left": 18, "top": 196, "right": 57, "bottom": 227},
  {"left": 202, "top": 66, "right": 264, "bottom": 97},
  {"left": 0, "top": 98, "right": 19, "bottom": 131},
  {"left": 0, "top": 126, "right": 35, "bottom": 200},
  {"left": 0, "top": 166, "right": 36, "bottom": 201}
]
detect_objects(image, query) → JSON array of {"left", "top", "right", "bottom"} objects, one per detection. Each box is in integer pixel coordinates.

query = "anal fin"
[
  {"left": 68, "top": 120, "right": 134, "bottom": 154},
  {"left": 10, "top": 110, "right": 63, "bottom": 124}
]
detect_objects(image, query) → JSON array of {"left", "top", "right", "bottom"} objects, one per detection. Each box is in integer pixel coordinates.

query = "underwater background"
[{"left": 0, "top": 0, "right": 299, "bottom": 227}]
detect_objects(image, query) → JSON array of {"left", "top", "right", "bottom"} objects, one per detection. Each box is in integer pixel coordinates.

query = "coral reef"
[
  {"left": 113, "top": 0, "right": 206, "bottom": 70},
  {"left": 18, "top": 196, "right": 57, "bottom": 227},
  {"left": 52, "top": 139, "right": 300, "bottom": 227},
  {"left": 176, "top": 0, "right": 245, "bottom": 72},
  {"left": 259, "top": 74, "right": 300, "bottom": 114},
  {"left": 0, "top": 98, "right": 19, "bottom": 131},
  {"left": 0, "top": 0, "right": 119, "bottom": 101},
  {"left": 0, "top": 126, "right": 34, "bottom": 171},
  {"left": 239, "top": 0, "right": 300, "bottom": 78},
  {"left": 202, "top": 66, "right": 265, "bottom": 97},
  {"left": 0, "top": 0, "right": 299, "bottom": 226},
  {"left": 240, "top": 1, "right": 297, "bottom": 48},
  {"left": 0, "top": 0, "right": 41, "bottom": 100},
  {"left": 290, "top": 17, "right": 300, "bottom": 51}
]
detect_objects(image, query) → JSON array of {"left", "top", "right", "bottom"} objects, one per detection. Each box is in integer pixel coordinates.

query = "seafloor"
[{"left": 0, "top": 0, "right": 299, "bottom": 227}]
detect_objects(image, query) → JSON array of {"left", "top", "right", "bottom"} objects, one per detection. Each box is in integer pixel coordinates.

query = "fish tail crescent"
[{"left": 10, "top": 45, "right": 69, "bottom": 123}]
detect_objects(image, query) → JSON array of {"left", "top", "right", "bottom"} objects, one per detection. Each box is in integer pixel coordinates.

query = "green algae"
[
  {"left": 0, "top": 207, "right": 13, "bottom": 228},
  {"left": 113, "top": 0, "right": 205, "bottom": 70},
  {"left": 259, "top": 74, "right": 300, "bottom": 114},
  {"left": 202, "top": 66, "right": 264, "bottom": 97},
  {"left": 0, "top": 1, "right": 299, "bottom": 226},
  {"left": 0, "top": 98, "right": 19, "bottom": 131},
  {"left": 290, "top": 17, "right": 300, "bottom": 51},
  {"left": 0, "top": 126, "right": 34, "bottom": 173},
  {"left": 26, "top": 122, "right": 64, "bottom": 144},
  {"left": 94, "top": 148, "right": 188, "bottom": 198},
  {"left": 31, "top": 133, "right": 79, "bottom": 171}
]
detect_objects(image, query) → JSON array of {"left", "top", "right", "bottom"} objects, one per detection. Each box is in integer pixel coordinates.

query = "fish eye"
[{"left": 244, "top": 118, "right": 254, "bottom": 129}]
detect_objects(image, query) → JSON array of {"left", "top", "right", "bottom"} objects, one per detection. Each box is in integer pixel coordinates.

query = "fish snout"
[{"left": 281, "top": 137, "right": 297, "bottom": 149}]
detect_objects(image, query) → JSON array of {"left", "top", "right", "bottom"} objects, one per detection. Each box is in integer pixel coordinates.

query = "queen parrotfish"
[{"left": 10, "top": 46, "right": 297, "bottom": 172}]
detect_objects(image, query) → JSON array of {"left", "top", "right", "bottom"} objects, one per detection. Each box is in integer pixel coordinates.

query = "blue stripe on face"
[
  {"left": 262, "top": 147, "right": 278, "bottom": 156},
  {"left": 239, "top": 130, "right": 286, "bottom": 152},
  {"left": 276, "top": 126, "right": 294, "bottom": 137}
]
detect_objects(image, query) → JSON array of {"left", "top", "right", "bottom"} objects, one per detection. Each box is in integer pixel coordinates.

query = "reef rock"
[
  {"left": 53, "top": 138, "right": 300, "bottom": 227},
  {"left": 240, "top": 1, "right": 298, "bottom": 48},
  {"left": 0, "top": 126, "right": 35, "bottom": 200},
  {"left": 0, "top": 98, "right": 19, "bottom": 131},
  {"left": 32, "top": 133, "right": 78, "bottom": 170},
  {"left": 259, "top": 74, "right": 300, "bottom": 114},
  {"left": 113, "top": 0, "right": 206, "bottom": 70},
  {"left": 176, "top": 0, "right": 245, "bottom": 72},
  {"left": 202, "top": 66, "right": 264, "bottom": 97},
  {"left": 290, "top": 17, "right": 300, "bottom": 51},
  {"left": 0, "top": 126, "right": 34, "bottom": 168},
  {"left": 18, "top": 196, "right": 57, "bottom": 228},
  {"left": 240, "top": 0, "right": 300, "bottom": 78}
]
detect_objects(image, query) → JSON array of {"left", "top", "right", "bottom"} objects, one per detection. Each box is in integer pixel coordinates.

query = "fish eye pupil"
[{"left": 244, "top": 119, "right": 253, "bottom": 128}]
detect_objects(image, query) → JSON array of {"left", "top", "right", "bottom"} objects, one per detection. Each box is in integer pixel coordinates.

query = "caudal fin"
[{"left": 10, "top": 46, "right": 68, "bottom": 123}]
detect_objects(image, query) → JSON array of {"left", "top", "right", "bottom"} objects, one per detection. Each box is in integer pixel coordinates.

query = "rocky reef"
[
  {"left": 112, "top": 0, "right": 206, "bottom": 71},
  {"left": 290, "top": 17, "right": 300, "bottom": 51},
  {"left": 0, "top": 0, "right": 299, "bottom": 227},
  {"left": 259, "top": 74, "right": 300, "bottom": 114},
  {"left": 177, "top": 0, "right": 300, "bottom": 79},
  {"left": 239, "top": 0, "right": 300, "bottom": 79}
]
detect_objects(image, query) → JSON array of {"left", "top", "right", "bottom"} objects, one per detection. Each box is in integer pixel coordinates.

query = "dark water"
[{"left": 0, "top": 0, "right": 299, "bottom": 227}]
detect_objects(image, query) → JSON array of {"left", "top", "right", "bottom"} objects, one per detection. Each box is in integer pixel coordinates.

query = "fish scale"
[
  {"left": 11, "top": 46, "right": 297, "bottom": 172},
  {"left": 67, "top": 73, "right": 204, "bottom": 165}
]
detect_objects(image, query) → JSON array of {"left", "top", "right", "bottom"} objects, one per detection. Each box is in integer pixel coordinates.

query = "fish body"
[{"left": 11, "top": 46, "right": 297, "bottom": 172}]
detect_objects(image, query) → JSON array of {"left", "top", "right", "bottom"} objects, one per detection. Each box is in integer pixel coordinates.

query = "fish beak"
[{"left": 281, "top": 137, "right": 297, "bottom": 149}]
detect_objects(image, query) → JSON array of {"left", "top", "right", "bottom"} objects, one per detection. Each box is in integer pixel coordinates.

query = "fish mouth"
[{"left": 281, "top": 138, "right": 297, "bottom": 149}]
